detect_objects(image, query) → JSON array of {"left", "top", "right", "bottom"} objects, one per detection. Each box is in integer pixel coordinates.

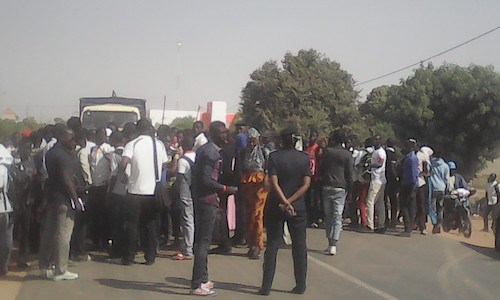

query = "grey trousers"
[
  {"left": 180, "top": 197, "right": 195, "bottom": 256},
  {"left": 0, "top": 212, "right": 14, "bottom": 274},
  {"left": 39, "top": 200, "right": 75, "bottom": 276}
]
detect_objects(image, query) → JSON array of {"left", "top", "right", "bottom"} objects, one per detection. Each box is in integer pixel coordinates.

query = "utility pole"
[{"left": 162, "top": 96, "right": 166, "bottom": 125}]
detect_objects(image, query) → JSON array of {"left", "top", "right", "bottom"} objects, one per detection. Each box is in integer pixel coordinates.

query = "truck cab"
[{"left": 80, "top": 94, "right": 146, "bottom": 130}]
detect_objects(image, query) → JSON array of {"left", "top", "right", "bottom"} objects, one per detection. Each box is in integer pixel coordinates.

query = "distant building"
[
  {"left": 149, "top": 101, "right": 236, "bottom": 128},
  {"left": 0, "top": 108, "right": 19, "bottom": 121}
]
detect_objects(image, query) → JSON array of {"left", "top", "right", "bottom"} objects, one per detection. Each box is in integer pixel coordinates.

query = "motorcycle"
[{"left": 442, "top": 188, "right": 475, "bottom": 238}]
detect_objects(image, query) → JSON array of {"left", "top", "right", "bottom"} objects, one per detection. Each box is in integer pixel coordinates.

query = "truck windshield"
[{"left": 82, "top": 111, "right": 138, "bottom": 130}]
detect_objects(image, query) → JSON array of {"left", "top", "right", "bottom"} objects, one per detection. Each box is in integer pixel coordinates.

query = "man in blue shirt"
[{"left": 398, "top": 139, "right": 419, "bottom": 237}]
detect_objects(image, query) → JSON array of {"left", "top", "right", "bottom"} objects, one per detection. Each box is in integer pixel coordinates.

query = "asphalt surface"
[{"left": 3, "top": 224, "right": 499, "bottom": 300}]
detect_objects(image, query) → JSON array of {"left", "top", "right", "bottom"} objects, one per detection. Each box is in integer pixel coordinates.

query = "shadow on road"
[
  {"left": 95, "top": 278, "right": 190, "bottom": 296},
  {"left": 164, "top": 277, "right": 289, "bottom": 295},
  {"left": 460, "top": 242, "right": 500, "bottom": 260}
]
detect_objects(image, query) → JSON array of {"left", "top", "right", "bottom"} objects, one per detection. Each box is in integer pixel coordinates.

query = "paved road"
[{"left": 2, "top": 223, "right": 499, "bottom": 300}]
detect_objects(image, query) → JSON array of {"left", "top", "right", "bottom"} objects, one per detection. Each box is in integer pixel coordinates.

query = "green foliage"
[
  {"left": 168, "top": 115, "right": 195, "bottom": 130},
  {"left": 0, "top": 117, "right": 45, "bottom": 141},
  {"left": 361, "top": 63, "right": 500, "bottom": 178},
  {"left": 240, "top": 49, "right": 359, "bottom": 135}
]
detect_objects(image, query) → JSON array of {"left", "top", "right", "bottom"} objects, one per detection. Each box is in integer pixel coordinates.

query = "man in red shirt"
[{"left": 305, "top": 129, "right": 322, "bottom": 228}]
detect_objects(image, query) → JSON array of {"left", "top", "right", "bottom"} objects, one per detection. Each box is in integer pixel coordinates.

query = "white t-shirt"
[
  {"left": 193, "top": 133, "right": 208, "bottom": 152},
  {"left": 370, "top": 147, "right": 387, "bottom": 184},
  {"left": 123, "top": 135, "right": 168, "bottom": 195},
  {"left": 90, "top": 142, "right": 114, "bottom": 186},
  {"left": 177, "top": 151, "right": 196, "bottom": 175},
  {"left": 486, "top": 180, "right": 499, "bottom": 205}
]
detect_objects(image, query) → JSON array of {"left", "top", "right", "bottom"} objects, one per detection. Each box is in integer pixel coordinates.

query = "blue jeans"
[{"left": 322, "top": 187, "right": 347, "bottom": 242}]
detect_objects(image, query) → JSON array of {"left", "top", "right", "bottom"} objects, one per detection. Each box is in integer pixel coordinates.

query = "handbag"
[{"left": 152, "top": 137, "right": 170, "bottom": 209}]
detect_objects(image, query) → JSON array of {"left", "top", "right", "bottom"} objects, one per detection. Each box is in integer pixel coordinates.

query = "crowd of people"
[{"left": 0, "top": 117, "right": 498, "bottom": 296}]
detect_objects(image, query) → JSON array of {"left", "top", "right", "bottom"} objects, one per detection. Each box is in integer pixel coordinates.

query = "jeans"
[
  {"left": 430, "top": 191, "right": 445, "bottom": 226},
  {"left": 191, "top": 199, "right": 218, "bottom": 289},
  {"left": 366, "top": 182, "right": 386, "bottom": 230},
  {"left": 385, "top": 184, "right": 398, "bottom": 226},
  {"left": 322, "top": 187, "right": 346, "bottom": 242},
  {"left": 399, "top": 185, "right": 417, "bottom": 233},
  {"left": 180, "top": 196, "right": 195, "bottom": 256},
  {"left": 39, "top": 200, "right": 75, "bottom": 275},
  {"left": 261, "top": 205, "right": 307, "bottom": 292},
  {"left": 0, "top": 212, "right": 14, "bottom": 274}
]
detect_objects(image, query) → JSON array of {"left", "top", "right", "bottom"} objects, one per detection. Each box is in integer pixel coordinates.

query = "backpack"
[
  {"left": 357, "top": 152, "right": 372, "bottom": 181},
  {"left": 6, "top": 163, "right": 31, "bottom": 212},
  {"left": 170, "top": 155, "right": 195, "bottom": 202}
]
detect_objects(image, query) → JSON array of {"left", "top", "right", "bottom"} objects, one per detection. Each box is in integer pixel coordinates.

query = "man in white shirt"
[
  {"left": 118, "top": 119, "right": 168, "bottom": 265},
  {"left": 192, "top": 121, "right": 208, "bottom": 152},
  {"left": 88, "top": 127, "right": 114, "bottom": 249},
  {"left": 364, "top": 135, "right": 387, "bottom": 233},
  {"left": 483, "top": 173, "right": 499, "bottom": 232},
  {"left": 0, "top": 143, "right": 14, "bottom": 276}
]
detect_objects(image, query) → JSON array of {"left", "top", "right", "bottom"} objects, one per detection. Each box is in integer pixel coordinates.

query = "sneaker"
[
  {"left": 420, "top": 229, "right": 428, "bottom": 235},
  {"left": 53, "top": 271, "right": 79, "bottom": 281},
  {"left": 40, "top": 269, "right": 54, "bottom": 279},
  {"left": 171, "top": 253, "right": 193, "bottom": 261},
  {"left": 202, "top": 281, "right": 214, "bottom": 290},
  {"left": 323, "top": 246, "right": 337, "bottom": 255},
  {"left": 191, "top": 286, "right": 216, "bottom": 296},
  {"left": 374, "top": 228, "right": 387, "bottom": 234}
]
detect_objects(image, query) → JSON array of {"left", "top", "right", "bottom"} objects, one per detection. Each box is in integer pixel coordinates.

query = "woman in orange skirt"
[{"left": 240, "top": 128, "right": 269, "bottom": 259}]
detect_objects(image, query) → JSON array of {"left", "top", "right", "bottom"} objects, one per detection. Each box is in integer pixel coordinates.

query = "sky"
[{"left": 1, "top": 0, "right": 499, "bottom": 122}]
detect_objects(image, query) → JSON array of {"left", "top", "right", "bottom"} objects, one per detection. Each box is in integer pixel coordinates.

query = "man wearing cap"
[{"left": 428, "top": 148, "right": 450, "bottom": 234}]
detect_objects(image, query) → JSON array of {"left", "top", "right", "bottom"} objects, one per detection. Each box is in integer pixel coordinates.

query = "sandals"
[{"left": 171, "top": 253, "right": 193, "bottom": 261}]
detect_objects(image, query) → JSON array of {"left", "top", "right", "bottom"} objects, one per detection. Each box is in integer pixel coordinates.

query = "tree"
[
  {"left": 361, "top": 63, "right": 500, "bottom": 178},
  {"left": 240, "top": 49, "right": 359, "bottom": 135},
  {"left": 169, "top": 115, "right": 195, "bottom": 130},
  {"left": 0, "top": 117, "right": 45, "bottom": 140}
]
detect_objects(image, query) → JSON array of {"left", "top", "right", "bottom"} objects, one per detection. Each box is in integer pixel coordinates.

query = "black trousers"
[
  {"left": 70, "top": 194, "right": 88, "bottom": 257},
  {"left": 15, "top": 205, "right": 32, "bottom": 264},
  {"left": 305, "top": 180, "right": 322, "bottom": 224},
  {"left": 261, "top": 205, "right": 307, "bottom": 292},
  {"left": 384, "top": 184, "right": 398, "bottom": 226},
  {"left": 215, "top": 194, "right": 231, "bottom": 249},
  {"left": 399, "top": 185, "right": 417, "bottom": 233},
  {"left": 108, "top": 193, "right": 126, "bottom": 257},
  {"left": 88, "top": 185, "right": 109, "bottom": 248},
  {"left": 191, "top": 200, "right": 218, "bottom": 289},
  {"left": 233, "top": 191, "right": 247, "bottom": 242},
  {"left": 121, "top": 194, "right": 158, "bottom": 263},
  {"left": 415, "top": 185, "right": 428, "bottom": 230}
]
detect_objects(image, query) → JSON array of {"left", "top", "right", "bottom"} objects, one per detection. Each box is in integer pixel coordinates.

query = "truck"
[{"left": 79, "top": 92, "right": 146, "bottom": 130}]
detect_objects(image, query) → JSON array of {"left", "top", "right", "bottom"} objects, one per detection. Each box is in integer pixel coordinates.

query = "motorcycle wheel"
[{"left": 462, "top": 217, "right": 472, "bottom": 238}]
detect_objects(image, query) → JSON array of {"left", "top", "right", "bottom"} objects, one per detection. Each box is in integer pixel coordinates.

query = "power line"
[{"left": 354, "top": 25, "right": 500, "bottom": 86}]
